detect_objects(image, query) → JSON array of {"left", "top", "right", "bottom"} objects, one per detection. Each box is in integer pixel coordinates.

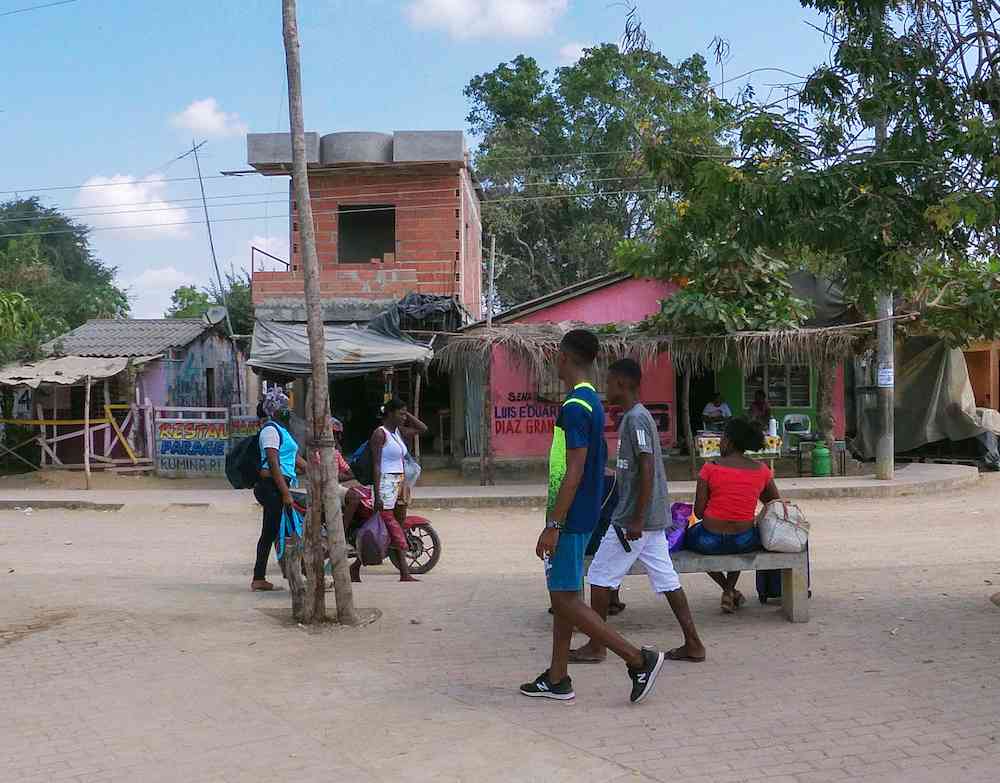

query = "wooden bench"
[{"left": 612, "top": 549, "right": 810, "bottom": 623}]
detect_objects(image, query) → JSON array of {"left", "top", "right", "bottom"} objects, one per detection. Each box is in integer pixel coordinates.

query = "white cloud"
[
  {"left": 171, "top": 98, "right": 248, "bottom": 138},
  {"left": 247, "top": 234, "right": 290, "bottom": 272},
  {"left": 405, "top": 0, "right": 568, "bottom": 39},
  {"left": 126, "top": 266, "right": 196, "bottom": 318},
  {"left": 73, "top": 174, "right": 191, "bottom": 238},
  {"left": 558, "top": 41, "right": 589, "bottom": 64}
]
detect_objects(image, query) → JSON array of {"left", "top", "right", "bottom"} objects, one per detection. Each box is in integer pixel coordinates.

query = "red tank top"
[{"left": 699, "top": 461, "right": 773, "bottom": 522}]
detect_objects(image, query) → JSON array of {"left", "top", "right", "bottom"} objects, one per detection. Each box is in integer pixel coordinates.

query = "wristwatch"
[{"left": 544, "top": 518, "right": 564, "bottom": 530}]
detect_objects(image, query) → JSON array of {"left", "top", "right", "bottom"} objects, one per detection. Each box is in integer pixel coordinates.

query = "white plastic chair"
[{"left": 782, "top": 414, "right": 811, "bottom": 453}]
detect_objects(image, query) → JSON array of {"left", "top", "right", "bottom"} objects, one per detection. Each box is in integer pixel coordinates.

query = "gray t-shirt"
[{"left": 611, "top": 403, "right": 670, "bottom": 531}]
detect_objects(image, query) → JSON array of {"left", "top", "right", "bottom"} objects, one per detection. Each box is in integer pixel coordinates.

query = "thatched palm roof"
[{"left": 434, "top": 320, "right": 876, "bottom": 377}]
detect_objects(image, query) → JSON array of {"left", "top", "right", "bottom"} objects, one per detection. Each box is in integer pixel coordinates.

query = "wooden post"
[
  {"left": 284, "top": 534, "right": 306, "bottom": 622},
  {"left": 103, "top": 381, "right": 111, "bottom": 457},
  {"left": 479, "top": 355, "right": 495, "bottom": 486},
  {"left": 683, "top": 372, "right": 696, "bottom": 480},
  {"left": 413, "top": 371, "right": 422, "bottom": 460},
  {"left": 83, "top": 377, "right": 92, "bottom": 490},
  {"left": 283, "top": 0, "right": 357, "bottom": 625},
  {"left": 36, "top": 403, "right": 46, "bottom": 468}
]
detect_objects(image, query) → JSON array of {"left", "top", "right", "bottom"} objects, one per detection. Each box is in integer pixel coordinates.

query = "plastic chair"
[{"left": 782, "top": 414, "right": 812, "bottom": 454}]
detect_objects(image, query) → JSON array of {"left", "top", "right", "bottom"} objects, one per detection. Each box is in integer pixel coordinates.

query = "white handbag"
[{"left": 757, "top": 500, "right": 809, "bottom": 553}]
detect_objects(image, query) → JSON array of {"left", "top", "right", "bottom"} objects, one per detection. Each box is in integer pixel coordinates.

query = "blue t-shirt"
[
  {"left": 546, "top": 382, "right": 606, "bottom": 534},
  {"left": 258, "top": 421, "right": 299, "bottom": 484}
]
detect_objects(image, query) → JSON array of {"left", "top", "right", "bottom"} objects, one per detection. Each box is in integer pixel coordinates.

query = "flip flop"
[
  {"left": 568, "top": 648, "right": 606, "bottom": 664},
  {"left": 721, "top": 592, "right": 736, "bottom": 614},
  {"left": 666, "top": 646, "right": 706, "bottom": 663},
  {"left": 608, "top": 602, "right": 627, "bottom": 616}
]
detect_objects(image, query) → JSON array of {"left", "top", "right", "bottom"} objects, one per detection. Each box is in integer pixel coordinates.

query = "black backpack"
[
  {"left": 226, "top": 423, "right": 281, "bottom": 489},
  {"left": 347, "top": 441, "right": 374, "bottom": 486}
]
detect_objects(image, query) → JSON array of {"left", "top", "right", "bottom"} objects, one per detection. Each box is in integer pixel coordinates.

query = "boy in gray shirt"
[{"left": 569, "top": 359, "right": 706, "bottom": 664}]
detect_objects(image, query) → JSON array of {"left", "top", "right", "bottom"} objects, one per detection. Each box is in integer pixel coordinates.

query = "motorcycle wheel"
[{"left": 389, "top": 522, "right": 441, "bottom": 575}]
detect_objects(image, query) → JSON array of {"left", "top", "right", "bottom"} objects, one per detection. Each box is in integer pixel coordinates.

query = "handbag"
[
  {"left": 757, "top": 499, "right": 810, "bottom": 553},
  {"left": 403, "top": 452, "right": 422, "bottom": 488},
  {"left": 356, "top": 513, "right": 389, "bottom": 565}
]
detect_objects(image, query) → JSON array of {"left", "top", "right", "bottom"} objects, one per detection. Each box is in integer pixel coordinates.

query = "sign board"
[
  {"left": 877, "top": 366, "right": 894, "bottom": 388},
  {"left": 229, "top": 415, "right": 260, "bottom": 442},
  {"left": 154, "top": 408, "right": 230, "bottom": 477}
]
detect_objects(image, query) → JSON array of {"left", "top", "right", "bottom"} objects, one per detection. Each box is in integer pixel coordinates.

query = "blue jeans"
[{"left": 685, "top": 523, "right": 761, "bottom": 555}]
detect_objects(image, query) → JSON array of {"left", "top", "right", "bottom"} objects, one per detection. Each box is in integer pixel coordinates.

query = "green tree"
[
  {"left": 466, "top": 44, "right": 728, "bottom": 306},
  {"left": 619, "top": 0, "right": 1000, "bottom": 346},
  {"left": 166, "top": 270, "right": 254, "bottom": 335},
  {"left": 166, "top": 285, "right": 213, "bottom": 319},
  {"left": 0, "top": 198, "right": 129, "bottom": 335},
  {"left": 0, "top": 291, "right": 45, "bottom": 364}
]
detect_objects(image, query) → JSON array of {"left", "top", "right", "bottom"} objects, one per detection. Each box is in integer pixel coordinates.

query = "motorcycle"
[{"left": 288, "top": 487, "right": 441, "bottom": 575}]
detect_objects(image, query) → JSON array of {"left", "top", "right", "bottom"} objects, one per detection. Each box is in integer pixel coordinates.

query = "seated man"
[{"left": 702, "top": 392, "right": 732, "bottom": 431}]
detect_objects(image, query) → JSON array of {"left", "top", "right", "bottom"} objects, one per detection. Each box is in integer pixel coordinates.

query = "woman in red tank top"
[{"left": 689, "top": 419, "right": 781, "bottom": 613}]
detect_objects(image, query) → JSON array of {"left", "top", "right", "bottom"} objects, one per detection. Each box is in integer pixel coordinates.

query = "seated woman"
[{"left": 688, "top": 418, "right": 780, "bottom": 613}]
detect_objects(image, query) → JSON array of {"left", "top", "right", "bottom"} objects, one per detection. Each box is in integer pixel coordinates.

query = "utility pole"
[
  {"left": 486, "top": 235, "right": 496, "bottom": 328},
  {"left": 874, "top": 119, "right": 894, "bottom": 481},
  {"left": 282, "top": 0, "right": 357, "bottom": 624},
  {"left": 188, "top": 139, "right": 242, "bottom": 406},
  {"left": 480, "top": 235, "right": 496, "bottom": 486}
]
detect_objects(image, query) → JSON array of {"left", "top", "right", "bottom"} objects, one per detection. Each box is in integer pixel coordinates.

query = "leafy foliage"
[
  {"left": 466, "top": 45, "right": 727, "bottom": 307},
  {"left": 0, "top": 198, "right": 129, "bottom": 336},
  {"left": 0, "top": 198, "right": 128, "bottom": 365},
  {"left": 620, "top": 1, "right": 1000, "bottom": 344},
  {"left": 166, "top": 270, "right": 253, "bottom": 335}
]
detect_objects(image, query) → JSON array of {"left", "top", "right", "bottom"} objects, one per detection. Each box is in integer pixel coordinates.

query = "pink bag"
[
  {"left": 356, "top": 513, "right": 389, "bottom": 565},
  {"left": 667, "top": 502, "right": 692, "bottom": 552}
]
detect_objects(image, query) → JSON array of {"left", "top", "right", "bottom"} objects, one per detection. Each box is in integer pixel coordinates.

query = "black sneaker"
[
  {"left": 519, "top": 670, "right": 575, "bottom": 700},
  {"left": 628, "top": 648, "right": 665, "bottom": 704}
]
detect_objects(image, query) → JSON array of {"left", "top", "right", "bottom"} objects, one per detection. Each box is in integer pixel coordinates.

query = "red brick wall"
[{"left": 252, "top": 164, "right": 483, "bottom": 305}]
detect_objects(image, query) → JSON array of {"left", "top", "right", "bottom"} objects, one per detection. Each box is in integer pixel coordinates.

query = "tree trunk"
[
  {"left": 816, "top": 363, "right": 836, "bottom": 444},
  {"left": 282, "top": 0, "right": 357, "bottom": 625},
  {"left": 683, "top": 372, "right": 696, "bottom": 480}
]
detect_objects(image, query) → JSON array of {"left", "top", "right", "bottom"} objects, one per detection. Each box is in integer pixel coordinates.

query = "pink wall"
[
  {"left": 490, "top": 278, "right": 677, "bottom": 458},
  {"left": 515, "top": 278, "right": 675, "bottom": 325}
]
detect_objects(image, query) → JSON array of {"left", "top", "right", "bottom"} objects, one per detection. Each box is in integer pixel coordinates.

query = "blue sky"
[{"left": 1, "top": 0, "right": 828, "bottom": 317}]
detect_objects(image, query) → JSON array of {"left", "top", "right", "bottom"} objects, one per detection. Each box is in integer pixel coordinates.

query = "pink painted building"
[{"left": 463, "top": 273, "right": 846, "bottom": 475}]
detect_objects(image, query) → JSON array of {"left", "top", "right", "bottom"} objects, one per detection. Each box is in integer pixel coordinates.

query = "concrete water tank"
[{"left": 320, "top": 132, "right": 393, "bottom": 164}]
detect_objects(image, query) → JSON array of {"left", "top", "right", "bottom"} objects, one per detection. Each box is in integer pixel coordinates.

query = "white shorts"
[
  {"left": 587, "top": 526, "right": 681, "bottom": 593},
  {"left": 377, "top": 473, "right": 405, "bottom": 510}
]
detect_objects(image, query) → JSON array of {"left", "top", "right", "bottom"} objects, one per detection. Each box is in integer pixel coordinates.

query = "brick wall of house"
[{"left": 251, "top": 163, "right": 482, "bottom": 316}]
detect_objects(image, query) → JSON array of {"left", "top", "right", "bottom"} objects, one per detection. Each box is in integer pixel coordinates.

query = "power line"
[
  {"left": 0, "top": 0, "right": 77, "bottom": 18},
  {"left": 0, "top": 187, "right": 666, "bottom": 239},
  {"left": 0, "top": 174, "right": 658, "bottom": 226}
]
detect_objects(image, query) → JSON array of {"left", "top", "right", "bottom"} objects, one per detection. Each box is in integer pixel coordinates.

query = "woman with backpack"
[
  {"left": 369, "top": 398, "right": 427, "bottom": 583},
  {"left": 251, "top": 389, "right": 309, "bottom": 592}
]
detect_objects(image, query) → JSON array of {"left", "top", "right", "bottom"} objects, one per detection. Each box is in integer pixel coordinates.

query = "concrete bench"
[{"left": 615, "top": 549, "right": 810, "bottom": 623}]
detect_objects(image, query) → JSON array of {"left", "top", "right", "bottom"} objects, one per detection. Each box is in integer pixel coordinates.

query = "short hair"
[
  {"left": 608, "top": 358, "right": 642, "bottom": 388},
  {"left": 256, "top": 401, "right": 266, "bottom": 419},
  {"left": 724, "top": 417, "right": 766, "bottom": 452},
  {"left": 560, "top": 329, "right": 599, "bottom": 366}
]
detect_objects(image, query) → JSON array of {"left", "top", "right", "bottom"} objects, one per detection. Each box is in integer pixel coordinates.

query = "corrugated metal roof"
[{"left": 44, "top": 319, "right": 211, "bottom": 357}]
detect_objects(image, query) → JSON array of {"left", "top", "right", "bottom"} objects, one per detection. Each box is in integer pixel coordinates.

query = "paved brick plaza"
[{"left": 2, "top": 477, "right": 999, "bottom": 783}]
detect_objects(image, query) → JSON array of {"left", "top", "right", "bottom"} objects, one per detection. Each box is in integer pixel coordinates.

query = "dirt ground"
[{"left": 2, "top": 478, "right": 999, "bottom": 782}]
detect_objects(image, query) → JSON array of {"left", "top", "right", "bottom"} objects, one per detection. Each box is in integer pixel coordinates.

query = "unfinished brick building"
[{"left": 247, "top": 130, "right": 482, "bottom": 323}]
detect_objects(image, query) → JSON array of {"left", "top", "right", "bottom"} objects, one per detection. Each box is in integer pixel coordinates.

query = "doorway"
[{"left": 677, "top": 370, "right": 717, "bottom": 452}]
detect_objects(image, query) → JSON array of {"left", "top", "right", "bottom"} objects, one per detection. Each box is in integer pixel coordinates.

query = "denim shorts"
[
  {"left": 545, "top": 531, "right": 588, "bottom": 592},
  {"left": 685, "top": 523, "right": 761, "bottom": 555}
]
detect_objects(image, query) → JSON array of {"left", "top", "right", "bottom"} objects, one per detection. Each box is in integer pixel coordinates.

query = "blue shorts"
[
  {"left": 545, "top": 531, "right": 588, "bottom": 592},
  {"left": 685, "top": 523, "right": 761, "bottom": 555}
]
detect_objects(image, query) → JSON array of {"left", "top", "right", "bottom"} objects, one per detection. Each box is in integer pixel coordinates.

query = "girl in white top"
[{"left": 369, "top": 398, "right": 428, "bottom": 582}]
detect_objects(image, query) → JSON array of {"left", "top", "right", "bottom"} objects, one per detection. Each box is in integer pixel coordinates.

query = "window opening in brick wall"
[{"left": 337, "top": 204, "right": 395, "bottom": 263}]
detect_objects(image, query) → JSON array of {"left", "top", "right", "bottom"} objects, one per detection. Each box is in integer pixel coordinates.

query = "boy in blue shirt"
[{"left": 520, "top": 330, "right": 665, "bottom": 704}]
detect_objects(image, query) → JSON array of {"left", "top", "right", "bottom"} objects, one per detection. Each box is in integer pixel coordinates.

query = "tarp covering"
[
  {"left": 855, "top": 338, "right": 1000, "bottom": 458},
  {"left": 0, "top": 355, "right": 159, "bottom": 389},
  {"left": 249, "top": 319, "right": 433, "bottom": 378}
]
